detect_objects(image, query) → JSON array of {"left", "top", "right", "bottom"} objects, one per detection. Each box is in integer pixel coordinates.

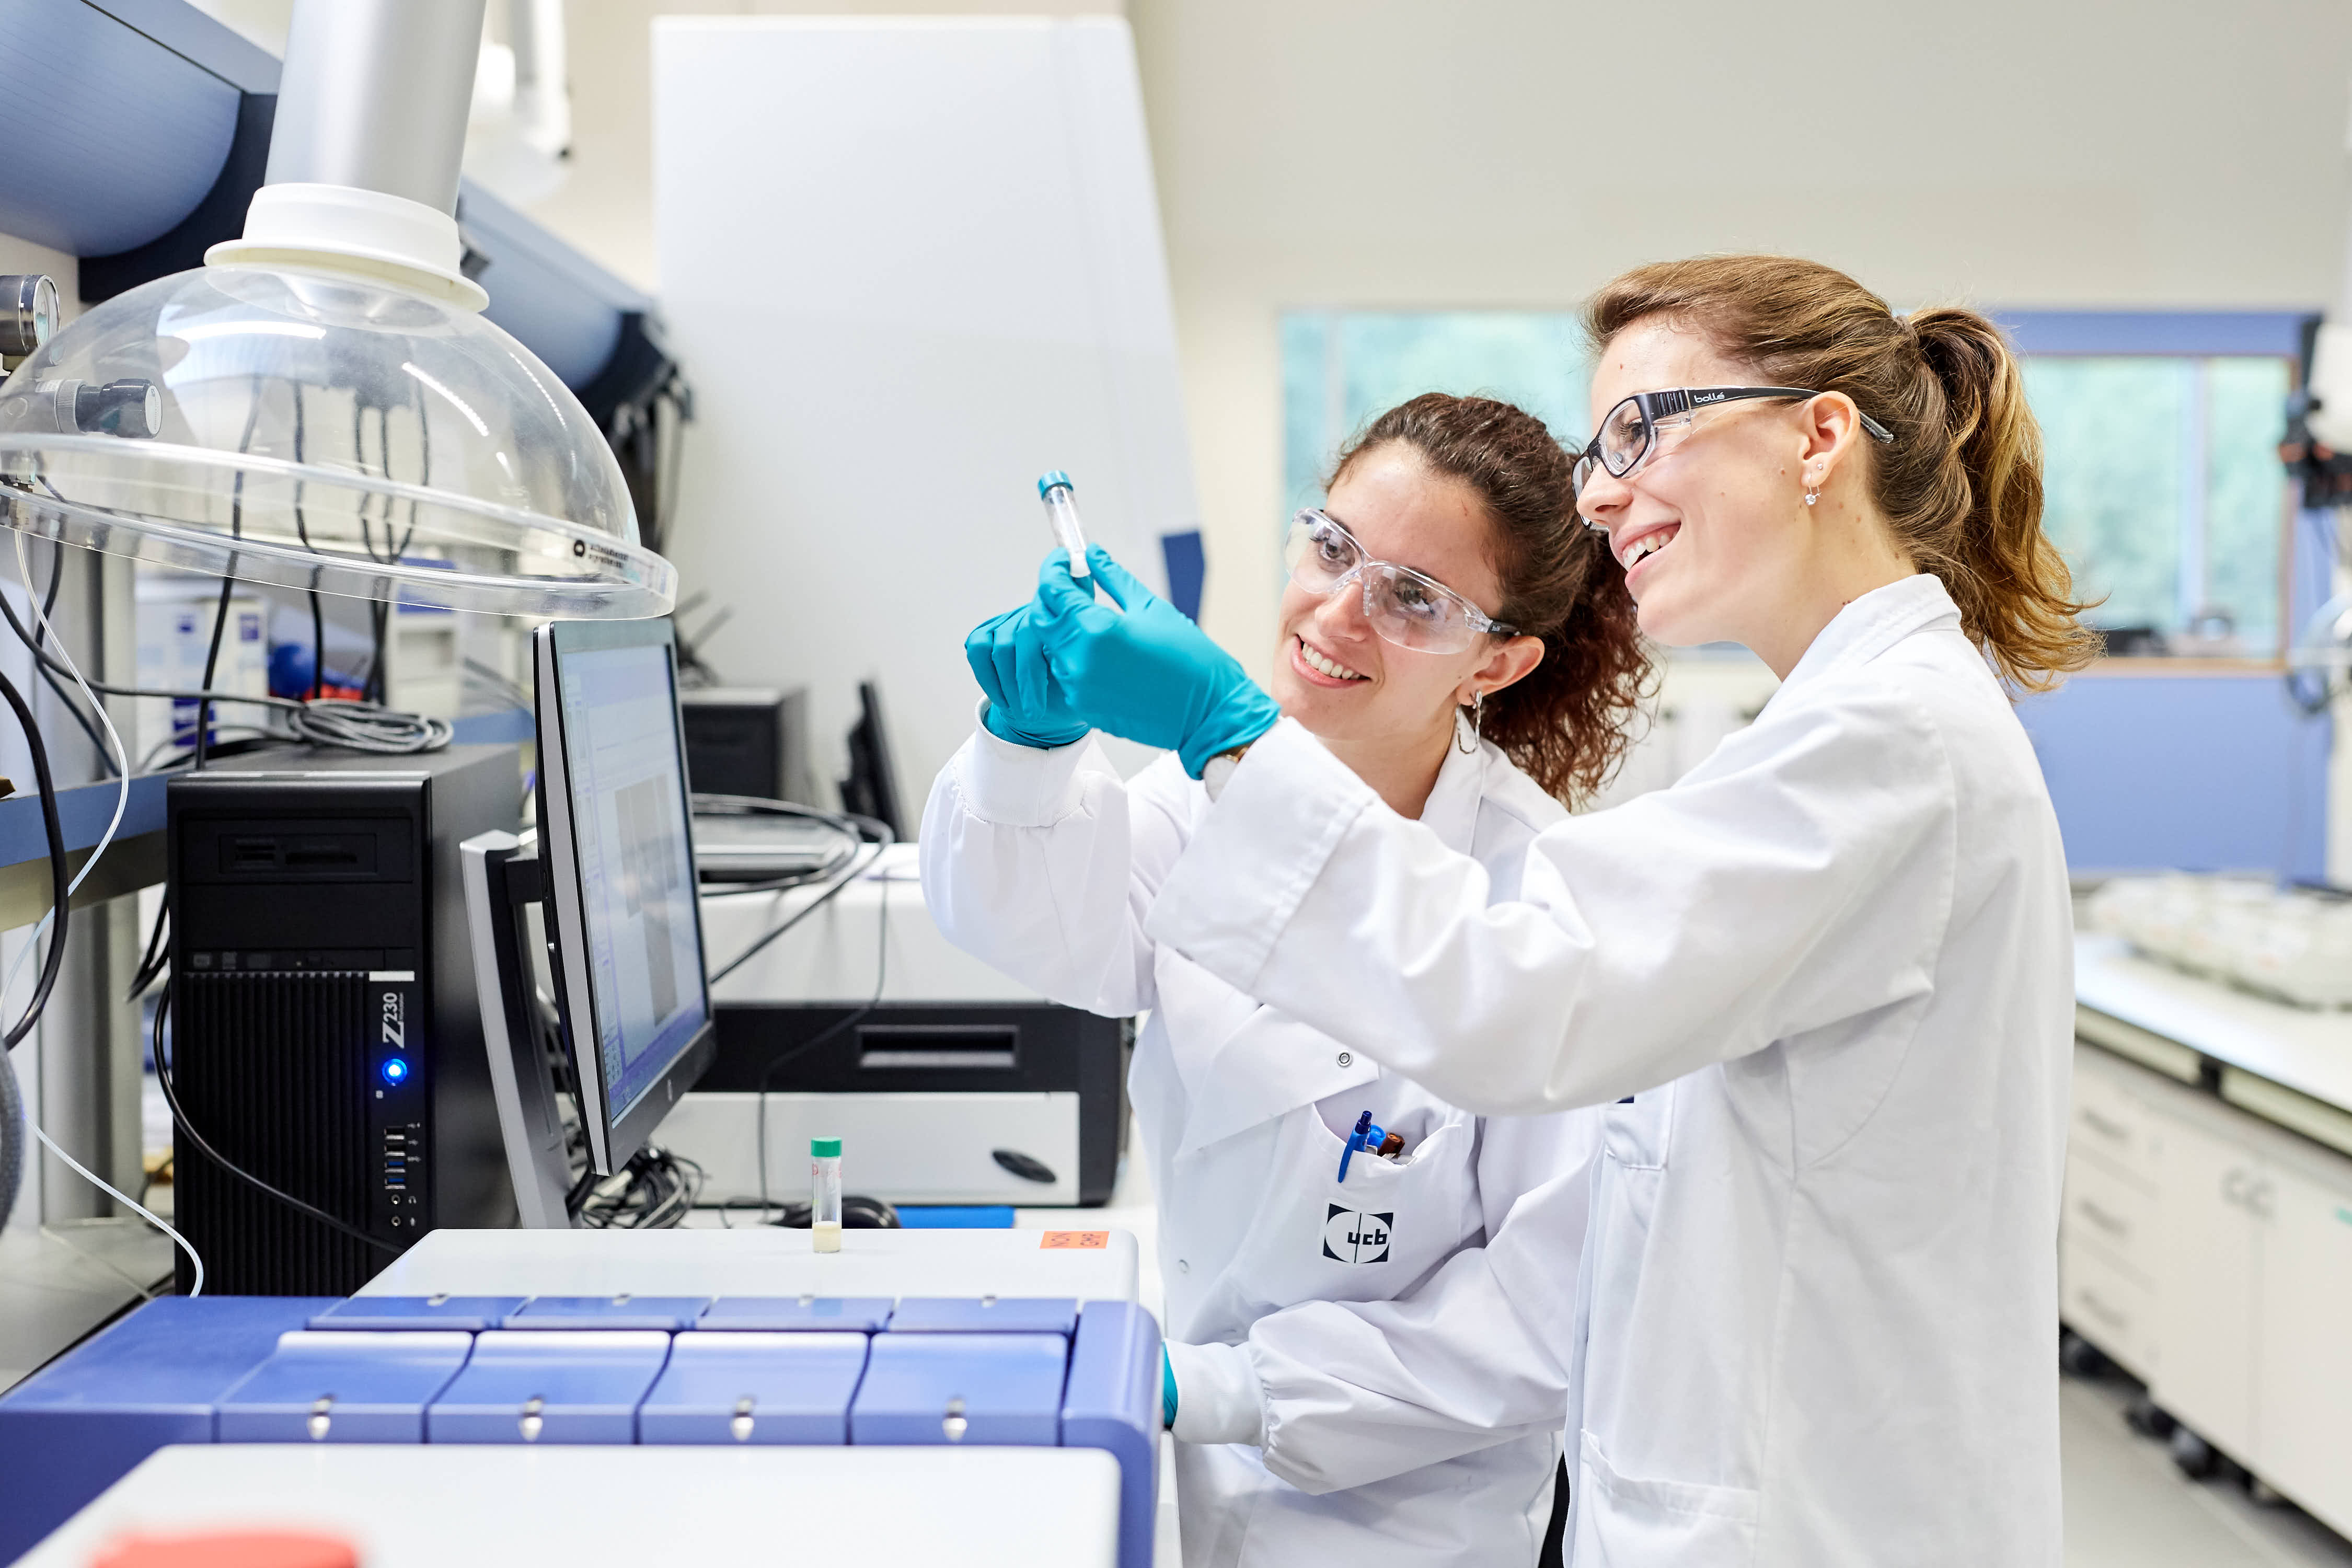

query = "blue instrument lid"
[
  {"left": 425, "top": 1330, "right": 674, "bottom": 1446},
  {"left": 309, "top": 1296, "right": 525, "bottom": 1332},
  {"left": 850, "top": 1331, "right": 1071, "bottom": 1448},
  {"left": 501, "top": 1295, "right": 710, "bottom": 1331},
  {"left": 640, "top": 1332, "right": 870, "bottom": 1447},
  {"left": 216, "top": 1330, "right": 474, "bottom": 1444},
  {"left": 0, "top": 1297, "right": 334, "bottom": 1416},
  {"left": 887, "top": 1297, "right": 1077, "bottom": 1335},
  {"left": 697, "top": 1297, "right": 895, "bottom": 1333}
]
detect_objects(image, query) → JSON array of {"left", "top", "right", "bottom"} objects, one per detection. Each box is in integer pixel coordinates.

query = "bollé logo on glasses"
[{"left": 1688, "top": 389, "right": 1730, "bottom": 405}]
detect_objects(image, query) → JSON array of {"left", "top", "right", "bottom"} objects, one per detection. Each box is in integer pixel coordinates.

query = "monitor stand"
[{"left": 460, "top": 828, "right": 581, "bottom": 1229}]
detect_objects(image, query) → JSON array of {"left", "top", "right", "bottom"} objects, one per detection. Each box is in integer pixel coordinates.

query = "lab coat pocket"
[
  {"left": 1601, "top": 1078, "right": 1676, "bottom": 1171},
  {"left": 1213, "top": 1105, "right": 1481, "bottom": 1320},
  {"left": 1573, "top": 1428, "right": 1759, "bottom": 1566}
]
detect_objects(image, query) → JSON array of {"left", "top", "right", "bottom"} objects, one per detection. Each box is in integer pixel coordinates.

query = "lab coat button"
[
  {"left": 1336, "top": 1052, "right": 1351, "bottom": 1068},
  {"left": 1177, "top": 1260, "right": 1190, "bottom": 1273}
]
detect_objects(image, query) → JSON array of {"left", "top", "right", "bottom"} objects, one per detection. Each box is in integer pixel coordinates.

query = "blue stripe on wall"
[
  {"left": 2017, "top": 672, "right": 2328, "bottom": 879},
  {"left": 1993, "top": 311, "right": 2313, "bottom": 358}
]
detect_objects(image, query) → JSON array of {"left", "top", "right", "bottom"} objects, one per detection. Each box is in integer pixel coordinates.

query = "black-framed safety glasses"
[
  {"left": 1570, "top": 386, "right": 1896, "bottom": 518},
  {"left": 1284, "top": 509, "right": 1516, "bottom": 653}
]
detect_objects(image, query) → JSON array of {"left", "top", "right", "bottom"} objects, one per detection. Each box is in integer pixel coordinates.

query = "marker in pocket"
[{"left": 1336, "top": 1111, "right": 1409, "bottom": 1183}]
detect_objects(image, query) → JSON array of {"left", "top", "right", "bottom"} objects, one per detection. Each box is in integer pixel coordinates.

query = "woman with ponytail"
[
  {"left": 922, "top": 392, "right": 1647, "bottom": 1565},
  {"left": 1005, "top": 255, "right": 2092, "bottom": 1564}
]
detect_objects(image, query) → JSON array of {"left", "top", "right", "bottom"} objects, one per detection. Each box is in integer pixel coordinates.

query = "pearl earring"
[{"left": 1804, "top": 465, "right": 1823, "bottom": 507}]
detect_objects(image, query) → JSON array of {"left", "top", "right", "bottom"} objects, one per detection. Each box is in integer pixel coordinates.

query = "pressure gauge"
[{"left": 0, "top": 275, "right": 58, "bottom": 359}]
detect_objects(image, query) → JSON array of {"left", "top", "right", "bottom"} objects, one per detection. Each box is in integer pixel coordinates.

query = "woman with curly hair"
[{"left": 923, "top": 390, "right": 1647, "bottom": 1565}]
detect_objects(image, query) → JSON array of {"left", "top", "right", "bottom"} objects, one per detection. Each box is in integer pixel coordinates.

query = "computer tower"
[
  {"left": 680, "top": 686, "right": 812, "bottom": 803},
  {"left": 166, "top": 744, "right": 523, "bottom": 1294}
]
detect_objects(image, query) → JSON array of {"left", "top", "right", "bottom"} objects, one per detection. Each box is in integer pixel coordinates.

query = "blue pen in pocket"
[{"left": 1338, "top": 1111, "right": 1383, "bottom": 1183}]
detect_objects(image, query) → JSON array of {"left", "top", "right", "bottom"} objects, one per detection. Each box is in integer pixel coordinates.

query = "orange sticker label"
[{"left": 1040, "top": 1230, "right": 1110, "bottom": 1250}]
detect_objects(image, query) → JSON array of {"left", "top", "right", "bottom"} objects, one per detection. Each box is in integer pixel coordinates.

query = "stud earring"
[{"left": 1804, "top": 465, "right": 1823, "bottom": 507}]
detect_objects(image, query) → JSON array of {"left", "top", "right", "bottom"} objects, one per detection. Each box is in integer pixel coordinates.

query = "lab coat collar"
[
  {"left": 1172, "top": 727, "right": 1484, "bottom": 1159},
  {"left": 1415, "top": 718, "right": 1491, "bottom": 858},
  {"left": 1772, "top": 572, "right": 1962, "bottom": 701}
]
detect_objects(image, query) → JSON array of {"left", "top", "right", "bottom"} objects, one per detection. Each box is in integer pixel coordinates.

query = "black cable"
[
  {"left": 290, "top": 383, "right": 325, "bottom": 701},
  {"left": 691, "top": 792, "right": 862, "bottom": 896},
  {"left": 195, "top": 377, "right": 266, "bottom": 771},
  {"left": 755, "top": 848, "right": 892, "bottom": 1221},
  {"left": 708, "top": 816, "right": 892, "bottom": 983},
  {"left": 0, "top": 660, "right": 65, "bottom": 1225},
  {"left": 191, "top": 576, "right": 233, "bottom": 773},
  {"left": 0, "top": 540, "right": 116, "bottom": 775},
  {"left": 0, "top": 664, "right": 72, "bottom": 1051},
  {"left": 150, "top": 988, "right": 401, "bottom": 1255},
  {"left": 0, "top": 611, "right": 448, "bottom": 754},
  {"left": 128, "top": 895, "right": 169, "bottom": 1001}
]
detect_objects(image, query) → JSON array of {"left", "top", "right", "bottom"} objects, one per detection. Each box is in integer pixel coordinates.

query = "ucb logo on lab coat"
[{"left": 1322, "top": 1205, "right": 1392, "bottom": 1264}]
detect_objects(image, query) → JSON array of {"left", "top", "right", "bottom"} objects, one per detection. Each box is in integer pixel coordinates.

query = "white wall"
[
  {"left": 651, "top": 17, "right": 1193, "bottom": 804},
  {"left": 1124, "top": 0, "right": 2352, "bottom": 670},
  {"left": 200, "top": 1, "right": 2352, "bottom": 690}
]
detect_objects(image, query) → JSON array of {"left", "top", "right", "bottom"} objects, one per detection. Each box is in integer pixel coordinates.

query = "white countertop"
[
  {"left": 2075, "top": 932, "right": 2352, "bottom": 1116},
  {"left": 18, "top": 1444, "right": 1121, "bottom": 1568},
  {"left": 358, "top": 1221, "right": 1139, "bottom": 1303}
]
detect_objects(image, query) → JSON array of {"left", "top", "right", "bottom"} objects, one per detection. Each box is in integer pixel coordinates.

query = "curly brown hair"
[{"left": 1331, "top": 393, "right": 1651, "bottom": 804}]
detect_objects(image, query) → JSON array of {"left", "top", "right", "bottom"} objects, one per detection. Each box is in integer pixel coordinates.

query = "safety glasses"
[
  {"left": 1283, "top": 509, "right": 1515, "bottom": 654},
  {"left": 1570, "top": 387, "right": 1896, "bottom": 522}
]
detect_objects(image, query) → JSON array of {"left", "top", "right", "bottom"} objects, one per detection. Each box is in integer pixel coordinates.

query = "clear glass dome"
[{"left": 0, "top": 263, "right": 674, "bottom": 618}]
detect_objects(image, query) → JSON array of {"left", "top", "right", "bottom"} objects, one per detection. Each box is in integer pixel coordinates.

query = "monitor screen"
[{"left": 535, "top": 619, "right": 713, "bottom": 1172}]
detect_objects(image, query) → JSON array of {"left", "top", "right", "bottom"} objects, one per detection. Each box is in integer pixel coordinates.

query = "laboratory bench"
[{"left": 2065, "top": 933, "right": 2352, "bottom": 1541}]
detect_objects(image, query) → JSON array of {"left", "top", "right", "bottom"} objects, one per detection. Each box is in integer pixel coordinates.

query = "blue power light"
[{"left": 381, "top": 1057, "right": 408, "bottom": 1085}]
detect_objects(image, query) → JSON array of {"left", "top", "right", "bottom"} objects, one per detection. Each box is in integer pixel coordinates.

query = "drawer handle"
[
  {"left": 2076, "top": 1198, "right": 2130, "bottom": 1238},
  {"left": 2079, "top": 1108, "right": 2131, "bottom": 1142},
  {"left": 2075, "top": 1289, "right": 2130, "bottom": 1331}
]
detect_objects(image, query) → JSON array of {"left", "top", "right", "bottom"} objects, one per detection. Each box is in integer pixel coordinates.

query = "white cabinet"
[
  {"left": 2061, "top": 1046, "right": 2166, "bottom": 1378},
  {"left": 2149, "top": 1112, "right": 2259, "bottom": 1460},
  {"left": 2064, "top": 1041, "right": 2352, "bottom": 1537},
  {"left": 2254, "top": 1158, "right": 2352, "bottom": 1538}
]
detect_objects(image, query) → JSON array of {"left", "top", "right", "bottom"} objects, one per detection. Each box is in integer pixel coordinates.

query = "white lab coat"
[
  {"left": 1143, "top": 575, "right": 2073, "bottom": 1567},
  {"left": 921, "top": 714, "right": 1600, "bottom": 1567}
]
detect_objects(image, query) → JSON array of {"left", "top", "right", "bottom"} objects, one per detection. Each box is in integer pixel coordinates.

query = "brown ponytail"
[
  {"left": 1585, "top": 256, "right": 2099, "bottom": 689},
  {"left": 1332, "top": 394, "right": 1651, "bottom": 804}
]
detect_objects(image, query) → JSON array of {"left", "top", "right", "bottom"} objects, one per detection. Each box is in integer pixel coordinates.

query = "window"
[
  {"left": 1279, "top": 308, "right": 2303, "bottom": 659},
  {"left": 1281, "top": 311, "right": 1588, "bottom": 518},
  {"left": 2024, "top": 352, "right": 2292, "bottom": 655}
]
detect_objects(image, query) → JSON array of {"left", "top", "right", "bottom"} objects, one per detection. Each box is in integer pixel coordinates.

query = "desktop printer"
[{"left": 677, "top": 852, "right": 1129, "bottom": 1208}]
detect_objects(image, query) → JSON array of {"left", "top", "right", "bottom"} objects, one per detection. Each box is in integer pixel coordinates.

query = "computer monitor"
[
  {"left": 837, "top": 678, "right": 904, "bottom": 839},
  {"left": 533, "top": 616, "right": 717, "bottom": 1175}
]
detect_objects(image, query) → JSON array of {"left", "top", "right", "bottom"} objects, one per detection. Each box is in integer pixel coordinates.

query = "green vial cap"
[{"left": 811, "top": 1137, "right": 842, "bottom": 1158}]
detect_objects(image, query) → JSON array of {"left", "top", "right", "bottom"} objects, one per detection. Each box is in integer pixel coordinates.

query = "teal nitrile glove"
[
  {"left": 965, "top": 599, "right": 1090, "bottom": 749},
  {"left": 1162, "top": 1346, "right": 1178, "bottom": 1428},
  {"left": 1033, "top": 545, "right": 1279, "bottom": 778}
]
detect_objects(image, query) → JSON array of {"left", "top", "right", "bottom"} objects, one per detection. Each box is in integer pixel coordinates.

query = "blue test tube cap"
[{"left": 1037, "top": 470, "right": 1074, "bottom": 498}]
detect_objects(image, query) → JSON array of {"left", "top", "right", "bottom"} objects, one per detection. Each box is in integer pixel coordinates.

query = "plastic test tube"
[
  {"left": 1037, "top": 470, "right": 1090, "bottom": 578},
  {"left": 811, "top": 1136, "right": 843, "bottom": 1252}
]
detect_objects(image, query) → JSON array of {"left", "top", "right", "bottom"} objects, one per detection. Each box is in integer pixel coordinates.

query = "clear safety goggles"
[
  {"left": 1284, "top": 509, "right": 1515, "bottom": 654},
  {"left": 1571, "top": 386, "right": 1895, "bottom": 526}
]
